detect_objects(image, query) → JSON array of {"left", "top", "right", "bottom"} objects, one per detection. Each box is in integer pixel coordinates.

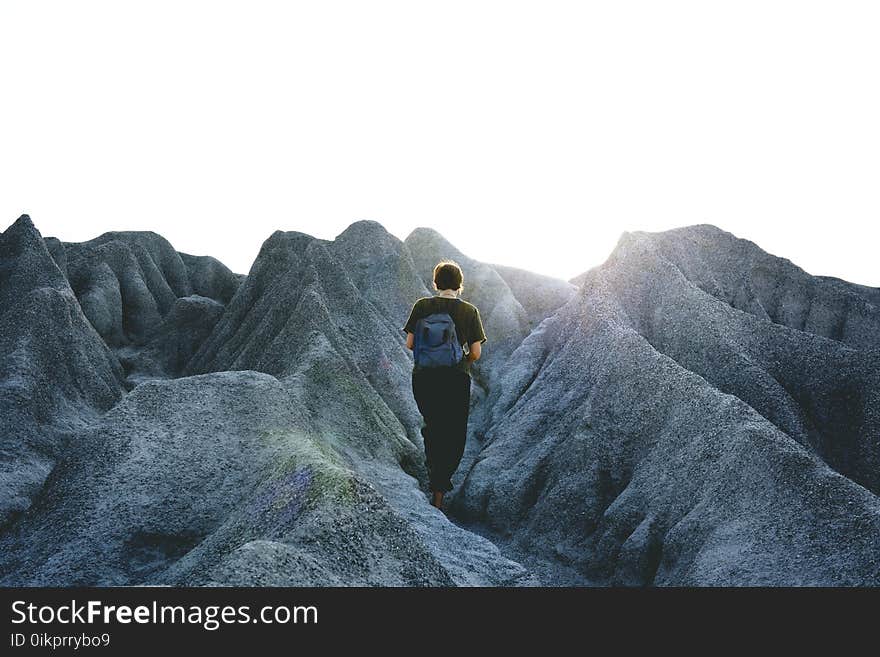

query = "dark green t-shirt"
[{"left": 402, "top": 296, "right": 487, "bottom": 371}]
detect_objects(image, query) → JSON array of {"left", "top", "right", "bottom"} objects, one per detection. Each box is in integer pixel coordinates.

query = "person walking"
[{"left": 402, "top": 260, "right": 487, "bottom": 510}]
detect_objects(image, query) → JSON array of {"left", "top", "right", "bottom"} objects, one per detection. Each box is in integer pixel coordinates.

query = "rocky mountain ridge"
[{"left": 0, "top": 214, "right": 876, "bottom": 585}]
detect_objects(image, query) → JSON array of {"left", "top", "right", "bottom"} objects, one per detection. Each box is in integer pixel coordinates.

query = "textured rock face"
[
  {"left": 453, "top": 227, "right": 880, "bottom": 585},
  {"left": 818, "top": 277, "right": 880, "bottom": 308},
  {"left": 491, "top": 264, "right": 577, "bottom": 330},
  {"left": 185, "top": 223, "right": 427, "bottom": 450},
  {"left": 117, "top": 295, "right": 226, "bottom": 385},
  {"left": 0, "top": 372, "right": 458, "bottom": 586},
  {"left": 633, "top": 225, "right": 880, "bottom": 351},
  {"left": 1, "top": 215, "right": 877, "bottom": 587},
  {"left": 0, "top": 216, "right": 126, "bottom": 528},
  {"left": 45, "top": 231, "right": 243, "bottom": 387},
  {"left": 178, "top": 252, "right": 245, "bottom": 306},
  {"left": 54, "top": 231, "right": 242, "bottom": 348}
]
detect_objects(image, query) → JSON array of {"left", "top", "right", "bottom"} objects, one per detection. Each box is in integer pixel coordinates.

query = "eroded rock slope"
[
  {"left": 453, "top": 226, "right": 880, "bottom": 585},
  {"left": 0, "top": 216, "right": 125, "bottom": 528},
  {"left": 1, "top": 216, "right": 876, "bottom": 586}
]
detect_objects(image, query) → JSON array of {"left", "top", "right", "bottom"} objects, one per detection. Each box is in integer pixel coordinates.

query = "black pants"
[{"left": 411, "top": 366, "right": 471, "bottom": 493}]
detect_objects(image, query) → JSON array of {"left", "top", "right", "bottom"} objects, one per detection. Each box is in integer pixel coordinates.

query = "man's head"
[{"left": 432, "top": 260, "right": 464, "bottom": 293}]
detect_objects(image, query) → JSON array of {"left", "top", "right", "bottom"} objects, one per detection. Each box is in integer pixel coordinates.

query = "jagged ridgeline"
[{"left": 0, "top": 215, "right": 877, "bottom": 586}]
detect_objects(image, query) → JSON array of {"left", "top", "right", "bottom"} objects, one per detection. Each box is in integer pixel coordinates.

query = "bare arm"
[{"left": 467, "top": 341, "right": 481, "bottom": 362}]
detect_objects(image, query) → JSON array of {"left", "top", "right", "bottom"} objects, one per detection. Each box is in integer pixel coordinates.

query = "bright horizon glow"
[{"left": 1, "top": 1, "right": 878, "bottom": 284}]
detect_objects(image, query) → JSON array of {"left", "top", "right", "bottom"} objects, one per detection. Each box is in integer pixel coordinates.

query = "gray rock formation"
[
  {"left": 59, "top": 231, "right": 193, "bottom": 345},
  {"left": 491, "top": 263, "right": 577, "bottom": 330},
  {"left": 0, "top": 216, "right": 126, "bottom": 529},
  {"left": 178, "top": 252, "right": 245, "bottom": 306},
  {"left": 184, "top": 223, "right": 427, "bottom": 449},
  {"left": 1, "top": 218, "right": 534, "bottom": 586},
  {"left": 117, "top": 294, "right": 226, "bottom": 386},
  {"left": 1, "top": 215, "right": 877, "bottom": 587},
  {"left": 46, "top": 231, "right": 243, "bottom": 386},
  {"left": 629, "top": 225, "right": 880, "bottom": 351},
  {"left": 453, "top": 226, "right": 880, "bottom": 585},
  {"left": 818, "top": 276, "right": 880, "bottom": 308},
  {"left": 0, "top": 372, "right": 476, "bottom": 585}
]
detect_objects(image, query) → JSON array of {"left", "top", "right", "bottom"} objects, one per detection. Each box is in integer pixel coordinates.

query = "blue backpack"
[{"left": 413, "top": 301, "right": 463, "bottom": 368}]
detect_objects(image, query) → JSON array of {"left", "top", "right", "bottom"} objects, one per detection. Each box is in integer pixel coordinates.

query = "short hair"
[{"left": 433, "top": 260, "right": 463, "bottom": 292}]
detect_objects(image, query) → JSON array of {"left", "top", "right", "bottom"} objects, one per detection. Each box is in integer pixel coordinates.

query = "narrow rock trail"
[{"left": 351, "top": 458, "right": 537, "bottom": 586}]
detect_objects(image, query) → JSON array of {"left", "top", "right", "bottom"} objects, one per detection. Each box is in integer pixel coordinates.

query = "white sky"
[{"left": 1, "top": 1, "right": 878, "bottom": 284}]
